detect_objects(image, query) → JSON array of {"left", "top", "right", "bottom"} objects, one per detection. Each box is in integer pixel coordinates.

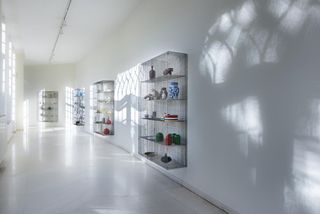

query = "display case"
[
  {"left": 92, "top": 81, "right": 114, "bottom": 135},
  {"left": 39, "top": 91, "right": 58, "bottom": 122},
  {"left": 138, "top": 51, "right": 188, "bottom": 170},
  {"left": 73, "top": 88, "right": 85, "bottom": 126}
]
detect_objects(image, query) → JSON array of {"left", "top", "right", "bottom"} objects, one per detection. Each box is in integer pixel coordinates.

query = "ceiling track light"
[{"left": 49, "top": 0, "right": 72, "bottom": 62}]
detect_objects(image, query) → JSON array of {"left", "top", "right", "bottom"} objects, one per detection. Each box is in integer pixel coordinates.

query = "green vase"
[
  {"left": 156, "top": 132, "right": 164, "bottom": 142},
  {"left": 173, "top": 134, "right": 181, "bottom": 145}
]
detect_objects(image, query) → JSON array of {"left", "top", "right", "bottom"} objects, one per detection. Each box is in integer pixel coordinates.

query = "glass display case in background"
[
  {"left": 39, "top": 91, "right": 58, "bottom": 122},
  {"left": 92, "top": 81, "right": 114, "bottom": 135},
  {"left": 73, "top": 88, "right": 85, "bottom": 126}
]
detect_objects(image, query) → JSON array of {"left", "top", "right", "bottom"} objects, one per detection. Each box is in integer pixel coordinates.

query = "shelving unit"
[
  {"left": 39, "top": 91, "right": 58, "bottom": 122},
  {"left": 141, "top": 75, "right": 186, "bottom": 83},
  {"left": 73, "top": 88, "right": 85, "bottom": 126},
  {"left": 141, "top": 117, "right": 186, "bottom": 123},
  {"left": 92, "top": 80, "right": 114, "bottom": 136},
  {"left": 138, "top": 51, "right": 188, "bottom": 170}
]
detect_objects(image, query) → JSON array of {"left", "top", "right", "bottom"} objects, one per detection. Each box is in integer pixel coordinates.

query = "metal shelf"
[
  {"left": 141, "top": 117, "right": 186, "bottom": 123},
  {"left": 97, "top": 100, "right": 114, "bottom": 103},
  {"left": 144, "top": 98, "right": 186, "bottom": 102},
  {"left": 141, "top": 75, "right": 185, "bottom": 83},
  {"left": 97, "top": 90, "right": 114, "bottom": 93},
  {"left": 141, "top": 153, "right": 186, "bottom": 170},
  {"left": 139, "top": 136, "right": 186, "bottom": 147},
  {"left": 94, "top": 121, "right": 112, "bottom": 125},
  {"left": 94, "top": 131, "right": 113, "bottom": 136}
]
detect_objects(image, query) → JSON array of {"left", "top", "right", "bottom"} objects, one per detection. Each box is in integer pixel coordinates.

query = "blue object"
[{"left": 169, "top": 82, "right": 179, "bottom": 99}]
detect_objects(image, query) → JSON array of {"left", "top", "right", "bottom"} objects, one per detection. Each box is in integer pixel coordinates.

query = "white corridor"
[{"left": 0, "top": 128, "right": 225, "bottom": 214}]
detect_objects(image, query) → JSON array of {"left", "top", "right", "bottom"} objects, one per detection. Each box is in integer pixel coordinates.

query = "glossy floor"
[{"left": 0, "top": 127, "right": 225, "bottom": 214}]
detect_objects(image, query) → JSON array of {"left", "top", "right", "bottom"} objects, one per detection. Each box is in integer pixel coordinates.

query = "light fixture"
[{"left": 49, "top": 0, "right": 72, "bottom": 62}]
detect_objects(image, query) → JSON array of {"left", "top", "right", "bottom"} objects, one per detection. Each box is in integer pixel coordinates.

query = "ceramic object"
[
  {"left": 144, "top": 152, "right": 156, "bottom": 157},
  {"left": 106, "top": 117, "right": 112, "bottom": 125},
  {"left": 106, "top": 97, "right": 112, "bottom": 103},
  {"left": 102, "top": 84, "right": 109, "bottom": 92},
  {"left": 163, "top": 68, "right": 173, "bottom": 75},
  {"left": 144, "top": 94, "right": 153, "bottom": 100},
  {"left": 103, "top": 128, "right": 110, "bottom": 135},
  {"left": 161, "top": 153, "right": 172, "bottom": 163},
  {"left": 149, "top": 65, "right": 156, "bottom": 79},
  {"left": 97, "top": 84, "right": 103, "bottom": 92},
  {"left": 169, "top": 82, "right": 179, "bottom": 99},
  {"left": 172, "top": 134, "right": 181, "bottom": 145},
  {"left": 165, "top": 134, "right": 172, "bottom": 145},
  {"left": 160, "top": 87, "right": 168, "bottom": 100},
  {"left": 152, "top": 111, "right": 157, "bottom": 118},
  {"left": 164, "top": 114, "right": 178, "bottom": 120},
  {"left": 144, "top": 89, "right": 160, "bottom": 100},
  {"left": 151, "top": 89, "right": 160, "bottom": 99},
  {"left": 156, "top": 132, "right": 164, "bottom": 142}
]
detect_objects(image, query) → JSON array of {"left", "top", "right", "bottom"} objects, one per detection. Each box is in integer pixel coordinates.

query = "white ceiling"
[{"left": 2, "top": 0, "right": 143, "bottom": 65}]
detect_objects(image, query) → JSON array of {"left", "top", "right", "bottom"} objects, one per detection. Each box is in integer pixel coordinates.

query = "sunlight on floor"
[{"left": 0, "top": 128, "right": 225, "bottom": 214}]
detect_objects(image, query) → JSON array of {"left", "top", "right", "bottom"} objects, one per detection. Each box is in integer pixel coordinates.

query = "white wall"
[
  {"left": 24, "top": 64, "right": 75, "bottom": 127},
  {"left": 75, "top": 0, "right": 320, "bottom": 214}
]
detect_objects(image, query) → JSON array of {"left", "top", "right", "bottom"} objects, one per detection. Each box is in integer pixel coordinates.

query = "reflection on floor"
[{"left": 0, "top": 127, "right": 225, "bottom": 214}]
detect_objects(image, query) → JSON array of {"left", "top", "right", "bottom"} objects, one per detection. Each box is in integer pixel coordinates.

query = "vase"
[
  {"left": 163, "top": 68, "right": 173, "bottom": 76},
  {"left": 149, "top": 65, "right": 156, "bottom": 79},
  {"left": 165, "top": 134, "right": 172, "bottom": 145},
  {"left": 103, "top": 128, "right": 110, "bottom": 135},
  {"left": 172, "top": 134, "right": 181, "bottom": 145},
  {"left": 106, "top": 117, "right": 112, "bottom": 125},
  {"left": 160, "top": 87, "right": 168, "bottom": 100},
  {"left": 168, "top": 82, "right": 179, "bottom": 99},
  {"left": 156, "top": 132, "right": 164, "bottom": 142},
  {"left": 161, "top": 153, "right": 172, "bottom": 163}
]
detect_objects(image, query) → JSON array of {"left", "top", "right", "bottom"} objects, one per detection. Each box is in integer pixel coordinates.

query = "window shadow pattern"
[{"left": 197, "top": 0, "right": 320, "bottom": 213}]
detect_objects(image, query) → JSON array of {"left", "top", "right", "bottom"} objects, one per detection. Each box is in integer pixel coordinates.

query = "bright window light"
[
  {"left": 2, "top": 59, "right": 5, "bottom": 93},
  {"left": 12, "top": 53, "right": 16, "bottom": 121},
  {"left": 1, "top": 23, "right": 6, "bottom": 55},
  {"left": 65, "top": 87, "right": 73, "bottom": 126}
]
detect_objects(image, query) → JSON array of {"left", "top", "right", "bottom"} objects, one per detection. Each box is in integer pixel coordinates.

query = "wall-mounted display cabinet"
[
  {"left": 39, "top": 91, "right": 58, "bottom": 122},
  {"left": 73, "top": 88, "right": 85, "bottom": 126},
  {"left": 92, "top": 81, "right": 114, "bottom": 135},
  {"left": 138, "top": 51, "right": 188, "bottom": 170}
]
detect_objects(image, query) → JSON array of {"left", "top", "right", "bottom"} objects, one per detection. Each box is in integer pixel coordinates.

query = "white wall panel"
[{"left": 75, "top": 0, "right": 320, "bottom": 213}]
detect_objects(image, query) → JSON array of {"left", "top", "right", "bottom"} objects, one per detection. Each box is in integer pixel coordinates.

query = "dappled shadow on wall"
[
  {"left": 114, "top": 64, "right": 144, "bottom": 153},
  {"left": 199, "top": 0, "right": 320, "bottom": 213}
]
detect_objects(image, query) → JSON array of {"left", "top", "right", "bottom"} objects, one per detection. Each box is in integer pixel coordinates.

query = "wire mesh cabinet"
[
  {"left": 39, "top": 91, "right": 58, "bottom": 122},
  {"left": 138, "top": 51, "right": 188, "bottom": 170},
  {"left": 92, "top": 80, "right": 115, "bottom": 136},
  {"left": 73, "top": 88, "right": 85, "bottom": 126}
]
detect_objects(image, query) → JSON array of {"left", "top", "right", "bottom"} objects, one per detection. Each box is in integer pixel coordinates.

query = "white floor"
[{"left": 0, "top": 127, "right": 225, "bottom": 214}]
